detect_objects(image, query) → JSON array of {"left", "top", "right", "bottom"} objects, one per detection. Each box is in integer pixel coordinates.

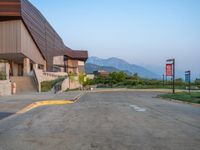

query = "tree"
[
  {"left": 79, "top": 72, "right": 86, "bottom": 86},
  {"left": 69, "top": 71, "right": 75, "bottom": 82},
  {"left": 109, "top": 71, "right": 128, "bottom": 82},
  {"left": 195, "top": 79, "right": 200, "bottom": 85},
  {"left": 132, "top": 73, "right": 140, "bottom": 80},
  {"left": 175, "top": 78, "right": 184, "bottom": 86}
]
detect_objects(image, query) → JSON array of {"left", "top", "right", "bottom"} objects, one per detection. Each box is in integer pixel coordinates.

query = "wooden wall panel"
[
  {"left": 68, "top": 59, "right": 78, "bottom": 68},
  {"left": 21, "top": 0, "right": 46, "bottom": 56},
  {"left": 0, "top": 0, "right": 21, "bottom": 17},
  {"left": 0, "top": 20, "right": 21, "bottom": 53},
  {"left": 20, "top": 20, "right": 46, "bottom": 65},
  {"left": 21, "top": 0, "right": 65, "bottom": 71},
  {"left": 53, "top": 56, "right": 64, "bottom": 66}
]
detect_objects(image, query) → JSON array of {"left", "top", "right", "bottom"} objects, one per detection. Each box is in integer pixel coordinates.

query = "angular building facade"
[{"left": 0, "top": 0, "right": 88, "bottom": 77}]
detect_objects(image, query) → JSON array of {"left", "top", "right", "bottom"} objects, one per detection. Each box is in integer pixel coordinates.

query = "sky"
[{"left": 29, "top": 0, "right": 200, "bottom": 78}]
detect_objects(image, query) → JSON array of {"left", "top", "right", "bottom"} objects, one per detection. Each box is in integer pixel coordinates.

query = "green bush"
[
  {"left": 87, "top": 71, "right": 198, "bottom": 90},
  {"left": 41, "top": 77, "right": 66, "bottom": 92},
  {"left": 123, "top": 80, "right": 138, "bottom": 86},
  {"left": 175, "top": 78, "right": 185, "bottom": 86},
  {"left": 86, "top": 79, "right": 96, "bottom": 85},
  {"left": 0, "top": 71, "right": 6, "bottom": 80},
  {"left": 41, "top": 80, "right": 54, "bottom": 92},
  {"left": 109, "top": 71, "right": 128, "bottom": 82},
  {"left": 159, "top": 92, "right": 200, "bottom": 104},
  {"left": 195, "top": 79, "right": 200, "bottom": 88},
  {"left": 79, "top": 72, "right": 86, "bottom": 86}
]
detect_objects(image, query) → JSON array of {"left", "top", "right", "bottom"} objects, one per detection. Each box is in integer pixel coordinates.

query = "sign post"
[
  {"left": 185, "top": 71, "right": 191, "bottom": 93},
  {"left": 162, "top": 74, "right": 165, "bottom": 87},
  {"left": 166, "top": 59, "right": 175, "bottom": 94}
]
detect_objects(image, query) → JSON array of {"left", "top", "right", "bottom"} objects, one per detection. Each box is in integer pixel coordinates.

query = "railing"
[
  {"left": 32, "top": 69, "right": 69, "bottom": 92},
  {"left": 33, "top": 69, "right": 41, "bottom": 92},
  {"left": 43, "top": 72, "right": 68, "bottom": 79}
]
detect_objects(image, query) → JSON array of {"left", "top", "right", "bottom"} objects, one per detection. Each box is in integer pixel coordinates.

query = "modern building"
[
  {"left": 0, "top": 0, "right": 88, "bottom": 76},
  {"left": 0, "top": 0, "right": 88, "bottom": 94}
]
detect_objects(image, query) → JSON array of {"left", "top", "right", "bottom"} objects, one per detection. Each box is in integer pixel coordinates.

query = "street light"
[{"left": 166, "top": 59, "right": 175, "bottom": 94}]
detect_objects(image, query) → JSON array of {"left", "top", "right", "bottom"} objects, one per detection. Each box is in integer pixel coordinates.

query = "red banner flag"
[{"left": 166, "top": 64, "right": 173, "bottom": 76}]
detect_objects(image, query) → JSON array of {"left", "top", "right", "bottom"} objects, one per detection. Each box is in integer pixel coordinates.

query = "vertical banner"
[{"left": 166, "top": 64, "right": 173, "bottom": 76}]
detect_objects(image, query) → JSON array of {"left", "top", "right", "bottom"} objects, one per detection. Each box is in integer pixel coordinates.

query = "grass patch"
[
  {"left": 41, "top": 77, "right": 66, "bottom": 92},
  {"left": 159, "top": 92, "right": 200, "bottom": 104},
  {"left": 127, "top": 85, "right": 186, "bottom": 89}
]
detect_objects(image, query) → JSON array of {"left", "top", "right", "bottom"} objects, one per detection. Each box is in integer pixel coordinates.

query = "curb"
[
  {"left": 91, "top": 89, "right": 171, "bottom": 93},
  {"left": 73, "top": 91, "right": 88, "bottom": 102},
  {"left": 17, "top": 100, "right": 74, "bottom": 114},
  {"left": 17, "top": 91, "right": 87, "bottom": 114}
]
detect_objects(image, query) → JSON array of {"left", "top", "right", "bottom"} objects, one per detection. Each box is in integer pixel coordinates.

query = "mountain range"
[
  {"left": 85, "top": 63, "right": 132, "bottom": 75},
  {"left": 85, "top": 56, "right": 160, "bottom": 79}
]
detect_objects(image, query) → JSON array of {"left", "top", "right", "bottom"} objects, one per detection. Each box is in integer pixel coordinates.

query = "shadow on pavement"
[{"left": 0, "top": 112, "right": 14, "bottom": 120}]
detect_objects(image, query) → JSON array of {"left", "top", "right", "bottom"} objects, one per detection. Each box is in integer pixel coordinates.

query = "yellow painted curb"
[
  {"left": 17, "top": 100, "right": 74, "bottom": 114},
  {"left": 17, "top": 91, "right": 87, "bottom": 114}
]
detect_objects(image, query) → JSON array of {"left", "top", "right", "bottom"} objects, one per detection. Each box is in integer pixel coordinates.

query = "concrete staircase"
[{"left": 10, "top": 76, "right": 37, "bottom": 94}]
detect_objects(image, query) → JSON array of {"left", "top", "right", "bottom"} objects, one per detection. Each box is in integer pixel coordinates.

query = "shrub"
[
  {"left": 109, "top": 72, "right": 128, "bottom": 82},
  {"left": 41, "top": 77, "right": 66, "bottom": 92},
  {"left": 195, "top": 79, "right": 200, "bottom": 86},
  {"left": 86, "top": 79, "right": 96, "bottom": 85},
  {"left": 79, "top": 72, "right": 86, "bottom": 86},
  {"left": 0, "top": 71, "right": 6, "bottom": 80}
]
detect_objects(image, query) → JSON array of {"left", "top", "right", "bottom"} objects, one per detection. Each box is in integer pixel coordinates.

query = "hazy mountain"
[
  {"left": 86, "top": 56, "right": 159, "bottom": 79},
  {"left": 85, "top": 63, "right": 132, "bottom": 75}
]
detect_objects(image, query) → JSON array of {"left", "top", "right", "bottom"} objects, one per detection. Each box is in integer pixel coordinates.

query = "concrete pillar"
[
  {"left": 11, "top": 61, "right": 18, "bottom": 76},
  {"left": 76, "top": 68, "right": 79, "bottom": 75},
  {"left": 23, "top": 58, "right": 30, "bottom": 76},
  {"left": 5, "top": 62, "right": 10, "bottom": 80},
  {"left": 43, "top": 61, "right": 47, "bottom": 72},
  {"left": 33, "top": 64, "right": 38, "bottom": 70}
]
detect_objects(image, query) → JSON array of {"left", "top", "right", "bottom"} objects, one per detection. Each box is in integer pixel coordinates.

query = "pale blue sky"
[{"left": 29, "top": 0, "right": 200, "bottom": 78}]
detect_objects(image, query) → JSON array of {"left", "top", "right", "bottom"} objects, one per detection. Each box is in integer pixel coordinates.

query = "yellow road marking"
[
  {"left": 17, "top": 100, "right": 74, "bottom": 114},
  {"left": 17, "top": 91, "right": 87, "bottom": 114}
]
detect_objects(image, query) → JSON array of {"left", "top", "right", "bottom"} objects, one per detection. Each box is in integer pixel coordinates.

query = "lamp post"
[{"left": 166, "top": 59, "right": 175, "bottom": 94}]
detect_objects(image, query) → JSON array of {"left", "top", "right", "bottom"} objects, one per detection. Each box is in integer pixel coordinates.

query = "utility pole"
[{"left": 166, "top": 59, "right": 175, "bottom": 94}]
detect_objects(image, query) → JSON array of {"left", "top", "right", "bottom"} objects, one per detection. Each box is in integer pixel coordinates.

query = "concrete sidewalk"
[{"left": 0, "top": 91, "right": 83, "bottom": 114}]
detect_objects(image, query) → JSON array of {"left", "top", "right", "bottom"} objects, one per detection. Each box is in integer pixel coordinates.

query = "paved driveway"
[{"left": 0, "top": 91, "right": 200, "bottom": 150}]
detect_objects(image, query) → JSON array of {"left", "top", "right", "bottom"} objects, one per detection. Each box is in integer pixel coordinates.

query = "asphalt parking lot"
[
  {"left": 0, "top": 91, "right": 82, "bottom": 115},
  {"left": 0, "top": 91, "right": 200, "bottom": 150}
]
